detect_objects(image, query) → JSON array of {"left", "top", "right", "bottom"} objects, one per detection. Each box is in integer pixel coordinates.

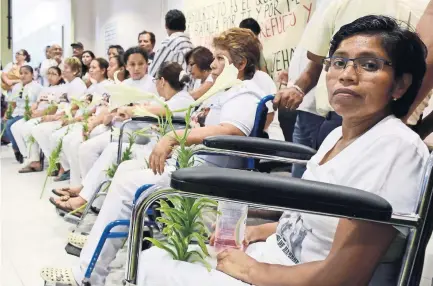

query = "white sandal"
[
  {"left": 40, "top": 267, "right": 77, "bottom": 285},
  {"left": 68, "top": 232, "right": 88, "bottom": 249}
]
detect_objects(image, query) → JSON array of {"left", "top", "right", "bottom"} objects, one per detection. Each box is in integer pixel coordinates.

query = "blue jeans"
[
  {"left": 314, "top": 111, "right": 342, "bottom": 150},
  {"left": 292, "top": 111, "right": 325, "bottom": 178},
  {"left": 4, "top": 116, "right": 23, "bottom": 151}
]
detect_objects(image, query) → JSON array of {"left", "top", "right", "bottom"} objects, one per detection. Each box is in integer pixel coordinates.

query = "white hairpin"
[{"left": 179, "top": 70, "right": 187, "bottom": 81}]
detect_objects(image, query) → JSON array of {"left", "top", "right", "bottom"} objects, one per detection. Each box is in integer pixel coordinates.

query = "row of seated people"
[{"left": 22, "top": 13, "right": 430, "bottom": 286}]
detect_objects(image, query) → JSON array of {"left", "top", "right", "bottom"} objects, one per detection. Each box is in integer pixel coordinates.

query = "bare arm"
[
  {"left": 239, "top": 220, "right": 397, "bottom": 286},
  {"left": 190, "top": 81, "right": 214, "bottom": 100},
  {"left": 1, "top": 72, "right": 19, "bottom": 86},
  {"left": 405, "top": 0, "right": 433, "bottom": 121}
]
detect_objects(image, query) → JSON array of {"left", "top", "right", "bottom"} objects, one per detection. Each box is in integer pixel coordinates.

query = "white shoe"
[{"left": 40, "top": 267, "right": 78, "bottom": 285}]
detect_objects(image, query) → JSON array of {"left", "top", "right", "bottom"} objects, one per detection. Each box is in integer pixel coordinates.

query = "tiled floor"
[
  {"left": 1, "top": 146, "right": 78, "bottom": 286},
  {"left": 1, "top": 144, "right": 433, "bottom": 286}
]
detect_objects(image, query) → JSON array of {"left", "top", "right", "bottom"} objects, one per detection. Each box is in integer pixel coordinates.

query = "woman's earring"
[{"left": 393, "top": 97, "right": 398, "bottom": 101}]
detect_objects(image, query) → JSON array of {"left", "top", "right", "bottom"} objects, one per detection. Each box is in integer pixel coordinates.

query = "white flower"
[
  {"left": 105, "top": 84, "right": 163, "bottom": 112},
  {"left": 114, "top": 71, "right": 122, "bottom": 84},
  {"left": 133, "top": 106, "right": 159, "bottom": 118},
  {"left": 88, "top": 92, "right": 104, "bottom": 109}
]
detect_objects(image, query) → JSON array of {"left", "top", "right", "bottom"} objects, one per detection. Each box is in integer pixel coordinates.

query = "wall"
[
  {"left": 12, "top": 0, "right": 71, "bottom": 66},
  {"left": 73, "top": 0, "right": 167, "bottom": 57}
]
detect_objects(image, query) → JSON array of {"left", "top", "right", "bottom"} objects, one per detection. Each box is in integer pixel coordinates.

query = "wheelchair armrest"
[
  {"left": 171, "top": 167, "right": 393, "bottom": 221},
  {"left": 131, "top": 116, "right": 186, "bottom": 125},
  {"left": 203, "top": 136, "right": 317, "bottom": 161}
]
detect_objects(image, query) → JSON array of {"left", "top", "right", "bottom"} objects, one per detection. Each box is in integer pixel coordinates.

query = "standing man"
[
  {"left": 40, "top": 44, "right": 64, "bottom": 87},
  {"left": 138, "top": 31, "right": 156, "bottom": 62},
  {"left": 71, "top": 42, "right": 84, "bottom": 59},
  {"left": 239, "top": 18, "right": 268, "bottom": 74},
  {"left": 148, "top": 9, "right": 193, "bottom": 77}
]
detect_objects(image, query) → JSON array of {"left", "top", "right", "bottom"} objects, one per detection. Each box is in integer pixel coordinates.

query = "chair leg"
[
  {"left": 82, "top": 220, "right": 130, "bottom": 282},
  {"left": 75, "top": 180, "right": 111, "bottom": 228}
]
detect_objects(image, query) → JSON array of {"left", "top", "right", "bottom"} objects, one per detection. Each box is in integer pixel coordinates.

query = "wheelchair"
[
  {"left": 119, "top": 135, "right": 433, "bottom": 286},
  {"left": 79, "top": 95, "right": 294, "bottom": 284}
]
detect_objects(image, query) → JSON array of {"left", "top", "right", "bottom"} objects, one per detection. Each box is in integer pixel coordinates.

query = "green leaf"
[
  {"left": 145, "top": 238, "right": 178, "bottom": 259},
  {"left": 189, "top": 232, "right": 210, "bottom": 257}
]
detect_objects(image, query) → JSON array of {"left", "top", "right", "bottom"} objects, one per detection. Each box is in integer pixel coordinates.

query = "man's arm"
[
  {"left": 405, "top": 0, "right": 433, "bottom": 122},
  {"left": 273, "top": 53, "right": 323, "bottom": 110}
]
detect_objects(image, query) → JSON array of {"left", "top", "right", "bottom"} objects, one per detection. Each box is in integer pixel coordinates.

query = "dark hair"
[
  {"left": 93, "top": 58, "right": 109, "bottom": 79},
  {"left": 20, "top": 65, "right": 34, "bottom": 74},
  {"left": 329, "top": 15, "right": 427, "bottom": 118},
  {"left": 111, "top": 55, "right": 129, "bottom": 79},
  {"left": 156, "top": 62, "right": 190, "bottom": 91},
  {"left": 165, "top": 9, "right": 186, "bottom": 31},
  {"left": 108, "top": 45, "right": 125, "bottom": 56},
  {"left": 138, "top": 31, "right": 156, "bottom": 47},
  {"left": 123, "top": 46, "right": 149, "bottom": 64},
  {"left": 48, "top": 66, "right": 66, "bottom": 85},
  {"left": 81, "top": 50, "right": 95, "bottom": 76},
  {"left": 19, "top": 49, "right": 31, "bottom": 62},
  {"left": 185, "top": 46, "right": 213, "bottom": 72},
  {"left": 213, "top": 28, "right": 260, "bottom": 80},
  {"left": 239, "top": 18, "right": 261, "bottom": 36}
]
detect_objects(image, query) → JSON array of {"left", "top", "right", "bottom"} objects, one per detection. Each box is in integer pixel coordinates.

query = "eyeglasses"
[
  {"left": 323, "top": 56, "right": 392, "bottom": 74},
  {"left": 152, "top": 78, "right": 160, "bottom": 83},
  {"left": 16, "top": 52, "right": 24, "bottom": 56}
]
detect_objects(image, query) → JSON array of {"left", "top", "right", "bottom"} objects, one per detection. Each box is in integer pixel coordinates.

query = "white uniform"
[
  {"left": 72, "top": 75, "right": 159, "bottom": 187},
  {"left": 73, "top": 80, "right": 264, "bottom": 286},
  {"left": 137, "top": 116, "right": 429, "bottom": 286},
  {"left": 78, "top": 90, "right": 194, "bottom": 201},
  {"left": 11, "top": 84, "right": 63, "bottom": 162},
  {"left": 9, "top": 81, "right": 43, "bottom": 158},
  {"left": 32, "top": 77, "right": 86, "bottom": 158},
  {"left": 55, "top": 80, "right": 113, "bottom": 185}
]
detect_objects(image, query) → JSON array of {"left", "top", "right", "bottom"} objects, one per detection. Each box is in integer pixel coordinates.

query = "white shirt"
[
  {"left": 122, "top": 75, "right": 158, "bottom": 95},
  {"left": 36, "top": 84, "right": 65, "bottom": 111},
  {"left": 40, "top": 58, "right": 64, "bottom": 87},
  {"left": 192, "top": 80, "right": 264, "bottom": 168},
  {"left": 252, "top": 71, "right": 285, "bottom": 141},
  {"left": 10, "top": 81, "right": 42, "bottom": 117},
  {"left": 55, "top": 77, "right": 87, "bottom": 114},
  {"left": 164, "top": 90, "right": 195, "bottom": 118},
  {"left": 275, "top": 116, "right": 428, "bottom": 268}
]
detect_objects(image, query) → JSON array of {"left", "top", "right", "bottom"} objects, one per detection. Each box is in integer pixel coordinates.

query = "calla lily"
[
  {"left": 105, "top": 84, "right": 163, "bottom": 112},
  {"left": 171, "top": 56, "right": 242, "bottom": 114},
  {"left": 114, "top": 71, "right": 121, "bottom": 84},
  {"left": 133, "top": 105, "right": 159, "bottom": 119}
]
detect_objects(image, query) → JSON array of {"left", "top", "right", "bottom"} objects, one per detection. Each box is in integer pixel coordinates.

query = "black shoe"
[{"left": 14, "top": 151, "right": 24, "bottom": 164}]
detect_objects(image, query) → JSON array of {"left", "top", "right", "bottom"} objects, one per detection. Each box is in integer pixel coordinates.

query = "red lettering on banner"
[
  {"left": 303, "top": 2, "right": 312, "bottom": 22},
  {"left": 260, "top": 13, "right": 296, "bottom": 38}
]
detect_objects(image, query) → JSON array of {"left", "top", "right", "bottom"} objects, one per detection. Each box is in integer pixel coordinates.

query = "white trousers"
[
  {"left": 51, "top": 123, "right": 83, "bottom": 171},
  {"left": 78, "top": 129, "right": 111, "bottom": 181},
  {"left": 73, "top": 159, "right": 172, "bottom": 286},
  {"left": 10, "top": 117, "right": 42, "bottom": 161},
  {"left": 79, "top": 141, "right": 154, "bottom": 202},
  {"left": 31, "top": 121, "right": 62, "bottom": 158},
  {"left": 62, "top": 125, "right": 111, "bottom": 186},
  {"left": 137, "top": 234, "right": 293, "bottom": 286}
]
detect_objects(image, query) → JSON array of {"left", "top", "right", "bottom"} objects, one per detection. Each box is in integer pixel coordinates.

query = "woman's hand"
[
  {"left": 61, "top": 118, "right": 71, "bottom": 127},
  {"left": 216, "top": 248, "right": 258, "bottom": 283},
  {"left": 149, "top": 135, "right": 177, "bottom": 175}
]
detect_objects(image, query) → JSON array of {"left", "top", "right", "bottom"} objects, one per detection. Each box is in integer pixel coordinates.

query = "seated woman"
[
  {"left": 11, "top": 66, "right": 65, "bottom": 172},
  {"left": 107, "top": 44, "right": 124, "bottom": 59},
  {"left": 31, "top": 57, "right": 87, "bottom": 179},
  {"left": 107, "top": 55, "right": 126, "bottom": 83},
  {"left": 136, "top": 15, "right": 430, "bottom": 286},
  {"left": 1, "top": 49, "right": 31, "bottom": 94},
  {"left": 185, "top": 46, "right": 214, "bottom": 100},
  {"left": 49, "top": 47, "right": 157, "bottom": 199},
  {"left": 48, "top": 58, "right": 112, "bottom": 186},
  {"left": 50, "top": 61, "right": 194, "bottom": 214},
  {"left": 3, "top": 65, "right": 42, "bottom": 163},
  {"left": 41, "top": 27, "right": 266, "bottom": 285},
  {"left": 81, "top": 50, "right": 95, "bottom": 88}
]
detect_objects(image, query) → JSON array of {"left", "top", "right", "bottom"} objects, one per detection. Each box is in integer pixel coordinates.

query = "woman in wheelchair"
[
  {"left": 41, "top": 27, "right": 268, "bottom": 285},
  {"left": 49, "top": 62, "right": 194, "bottom": 213},
  {"left": 135, "top": 16, "right": 430, "bottom": 286}
]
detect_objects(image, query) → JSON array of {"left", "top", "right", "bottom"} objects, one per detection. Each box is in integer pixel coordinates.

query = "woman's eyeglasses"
[
  {"left": 16, "top": 52, "right": 24, "bottom": 56},
  {"left": 152, "top": 78, "right": 160, "bottom": 83},
  {"left": 323, "top": 56, "right": 392, "bottom": 74}
]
